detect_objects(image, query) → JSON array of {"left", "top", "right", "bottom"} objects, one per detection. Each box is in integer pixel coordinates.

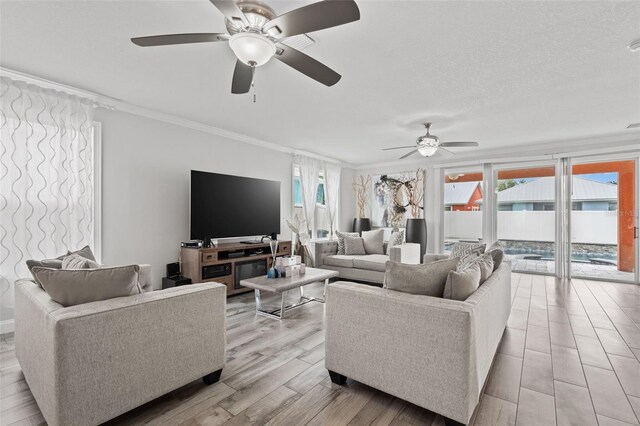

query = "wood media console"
[{"left": 181, "top": 240, "right": 292, "bottom": 296}]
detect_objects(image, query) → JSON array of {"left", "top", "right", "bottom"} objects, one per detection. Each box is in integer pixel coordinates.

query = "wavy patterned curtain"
[
  {"left": 323, "top": 162, "right": 341, "bottom": 237},
  {"left": 0, "top": 76, "right": 95, "bottom": 322}
]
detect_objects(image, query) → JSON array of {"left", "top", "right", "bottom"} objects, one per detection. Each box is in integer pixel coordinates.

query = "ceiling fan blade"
[
  {"left": 209, "top": 0, "right": 249, "bottom": 26},
  {"left": 435, "top": 147, "right": 455, "bottom": 158},
  {"left": 439, "top": 141, "right": 479, "bottom": 147},
  {"left": 131, "top": 33, "right": 228, "bottom": 47},
  {"left": 382, "top": 146, "right": 416, "bottom": 151},
  {"left": 400, "top": 149, "right": 419, "bottom": 160},
  {"left": 263, "top": 0, "right": 360, "bottom": 38},
  {"left": 231, "top": 60, "right": 253, "bottom": 94},
  {"left": 274, "top": 44, "right": 341, "bottom": 86}
]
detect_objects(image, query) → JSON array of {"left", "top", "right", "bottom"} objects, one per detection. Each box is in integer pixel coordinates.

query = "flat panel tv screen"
[{"left": 190, "top": 171, "right": 281, "bottom": 239}]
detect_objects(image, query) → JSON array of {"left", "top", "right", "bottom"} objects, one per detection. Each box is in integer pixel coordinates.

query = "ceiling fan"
[
  {"left": 131, "top": 0, "right": 360, "bottom": 94},
  {"left": 383, "top": 123, "right": 480, "bottom": 159}
]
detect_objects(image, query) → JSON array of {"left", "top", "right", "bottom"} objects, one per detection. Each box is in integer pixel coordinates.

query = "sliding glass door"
[
  {"left": 494, "top": 165, "right": 558, "bottom": 275},
  {"left": 569, "top": 158, "right": 637, "bottom": 283},
  {"left": 443, "top": 169, "right": 484, "bottom": 254}
]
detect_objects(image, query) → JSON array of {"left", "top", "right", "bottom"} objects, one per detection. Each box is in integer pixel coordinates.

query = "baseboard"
[{"left": 0, "top": 319, "right": 15, "bottom": 335}]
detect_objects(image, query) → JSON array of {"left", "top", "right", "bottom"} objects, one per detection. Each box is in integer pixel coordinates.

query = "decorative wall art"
[{"left": 371, "top": 169, "right": 425, "bottom": 228}]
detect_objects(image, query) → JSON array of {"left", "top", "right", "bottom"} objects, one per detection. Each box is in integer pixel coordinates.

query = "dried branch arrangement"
[
  {"left": 352, "top": 175, "right": 372, "bottom": 218},
  {"left": 404, "top": 168, "right": 425, "bottom": 218}
]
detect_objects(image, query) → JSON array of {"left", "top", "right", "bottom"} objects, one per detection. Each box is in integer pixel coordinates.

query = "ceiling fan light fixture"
[
  {"left": 229, "top": 32, "right": 276, "bottom": 66},
  {"left": 418, "top": 145, "right": 438, "bottom": 157}
]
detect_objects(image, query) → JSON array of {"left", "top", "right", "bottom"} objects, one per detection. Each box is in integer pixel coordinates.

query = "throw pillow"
[
  {"left": 443, "top": 262, "right": 481, "bottom": 301},
  {"left": 336, "top": 231, "right": 360, "bottom": 255},
  {"left": 458, "top": 252, "right": 480, "bottom": 269},
  {"left": 33, "top": 265, "right": 142, "bottom": 307},
  {"left": 386, "top": 230, "right": 405, "bottom": 255},
  {"left": 485, "top": 241, "right": 505, "bottom": 271},
  {"left": 469, "top": 253, "right": 494, "bottom": 284},
  {"left": 384, "top": 257, "right": 458, "bottom": 297},
  {"left": 62, "top": 253, "right": 101, "bottom": 269},
  {"left": 67, "top": 245, "right": 97, "bottom": 262},
  {"left": 449, "top": 242, "right": 486, "bottom": 259},
  {"left": 361, "top": 229, "right": 384, "bottom": 255},
  {"left": 26, "top": 258, "right": 64, "bottom": 288},
  {"left": 344, "top": 236, "right": 366, "bottom": 255}
]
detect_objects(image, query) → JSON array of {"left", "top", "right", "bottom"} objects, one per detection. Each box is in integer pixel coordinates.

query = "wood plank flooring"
[{"left": 2, "top": 273, "right": 640, "bottom": 425}]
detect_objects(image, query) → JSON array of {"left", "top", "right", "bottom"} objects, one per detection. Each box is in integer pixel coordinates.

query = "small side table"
[{"left": 162, "top": 276, "right": 192, "bottom": 289}]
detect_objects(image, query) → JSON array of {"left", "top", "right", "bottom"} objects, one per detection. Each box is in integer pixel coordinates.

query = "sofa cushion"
[
  {"left": 450, "top": 242, "right": 486, "bottom": 260},
  {"left": 468, "top": 253, "right": 494, "bottom": 284},
  {"left": 383, "top": 258, "right": 458, "bottom": 297},
  {"left": 26, "top": 258, "right": 64, "bottom": 288},
  {"left": 33, "top": 265, "right": 142, "bottom": 307},
  {"left": 386, "top": 230, "right": 405, "bottom": 255},
  {"left": 324, "top": 255, "right": 359, "bottom": 268},
  {"left": 67, "top": 245, "right": 97, "bottom": 262},
  {"left": 361, "top": 229, "right": 384, "bottom": 255},
  {"left": 485, "top": 241, "right": 505, "bottom": 271},
  {"left": 353, "top": 254, "right": 389, "bottom": 272},
  {"left": 344, "top": 236, "right": 366, "bottom": 255},
  {"left": 62, "top": 253, "right": 101, "bottom": 269},
  {"left": 336, "top": 231, "right": 360, "bottom": 255},
  {"left": 443, "top": 262, "right": 481, "bottom": 301}
]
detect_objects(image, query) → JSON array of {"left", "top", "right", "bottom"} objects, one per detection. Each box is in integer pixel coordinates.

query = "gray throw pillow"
[
  {"left": 485, "top": 241, "right": 505, "bottom": 271},
  {"left": 469, "top": 253, "right": 494, "bottom": 284},
  {"left": 336, "top": 231, "right": 360, "bottom": 255},
  {"left": 62, "top": 253, "right": 101, "bottom": 270},
  {"left": 450, "top": 242, "right": 486, "bottom": 259},
  {"left": 27, "top": 256, "right": 65, "bottom": 288},
  {"left": 384, "top": 258, "right": 459, "bottom": 297},
  {"left": 33, "top": 265, "right": 142, "bottom": 307},
  {"left": 344, "top": 236, "right": 366, "bottom": 255},
  {"left": 361, "top": 229, "right": 384, "bottom": 254},
  {"left": 67, "top": 245, "right": 97, "bottom": 262},
  {"left": 386, "top": 230, "right": 405, "bottom": 255},
  {"left": 443, "top": 262, "right": 481, "bottom": 301},
  {"left": 458, "top": 252, "right": 480, "bottom": 269}
]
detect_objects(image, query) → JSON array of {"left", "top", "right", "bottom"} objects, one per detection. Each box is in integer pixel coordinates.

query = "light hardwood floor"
[{"left": 2, "top": 273, "right": 640, "bottom": 426}]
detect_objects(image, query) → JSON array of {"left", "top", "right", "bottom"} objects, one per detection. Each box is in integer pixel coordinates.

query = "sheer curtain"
[
  {"left": 323, "top": 161, "right": 341, "bottom": 237},
  {"left": 0, "top": 76, "right": 95, "bottom": 323},
  {"left": 295, "top": 155, "right": 321, "bottom": 236}
]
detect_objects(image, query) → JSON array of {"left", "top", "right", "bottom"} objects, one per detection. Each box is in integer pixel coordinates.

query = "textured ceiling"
[{"left": 2, "top": 0, "right": 639, "bottom": 165}]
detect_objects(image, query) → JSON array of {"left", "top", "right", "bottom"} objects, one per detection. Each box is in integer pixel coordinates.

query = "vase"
[
  {"left": 405, "top": 218, "right": 427, "bottom": 263},
  {"left": 352, "top": 218, "right": 372, "bottom": 235}
]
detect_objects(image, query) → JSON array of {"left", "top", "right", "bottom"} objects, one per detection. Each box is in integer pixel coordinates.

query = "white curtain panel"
[
  {"left": 295, "top": 155, "right": 321, "bottom": 235},
  {"left": 323, "top": 161, "right": 341, "bottom": 237},
  {"left": 0, "top": 76, "right": 95, "bottom": 322}
]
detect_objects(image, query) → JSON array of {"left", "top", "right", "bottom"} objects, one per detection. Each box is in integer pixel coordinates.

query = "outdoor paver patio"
[{"left": 507, "top": 257, "right": 635, "bottom": 282}]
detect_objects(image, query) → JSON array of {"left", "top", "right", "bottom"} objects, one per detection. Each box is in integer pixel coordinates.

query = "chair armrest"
[
  {"left": 424, "top": 253, "right": 449, "bottom": 263},
  {"left": 325, "top": 281, "right": 478, "bottom": 423},
  {"left": 315, "top": 240, "right": 338, "bottom": 268},
  {"left": 389, "top": 243, "right": 420, "bottom": 264}
]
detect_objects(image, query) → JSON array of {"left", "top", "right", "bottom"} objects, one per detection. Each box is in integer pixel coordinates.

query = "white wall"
[{"left": 96, "top": 108, "right": 293, "bottom": 289}]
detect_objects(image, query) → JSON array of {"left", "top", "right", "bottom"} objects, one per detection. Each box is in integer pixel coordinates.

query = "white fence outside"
[{"left": 444, "top": 211, "right": 617, "bottom": 245}]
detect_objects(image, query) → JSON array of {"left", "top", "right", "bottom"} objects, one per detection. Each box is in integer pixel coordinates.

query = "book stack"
[{"left": 275, "top": 256, "right": 306, "bottom": 277}]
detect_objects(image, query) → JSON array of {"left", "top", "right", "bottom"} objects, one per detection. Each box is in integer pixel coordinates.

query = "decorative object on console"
[
  {"left": 405, "top": 218, "right": 427, "bottom": 263},
  {"left": 267, "top": 239, "right": 280, "bottom": 279},
  {"left": 286, "top": 213, "right": 314, "bottom": 265},
  {"left": 352, "top": 218, "right": 372, "bottom": 235},
  {"left": 372, "top": 169, "right": 425, "bottom": 228}
]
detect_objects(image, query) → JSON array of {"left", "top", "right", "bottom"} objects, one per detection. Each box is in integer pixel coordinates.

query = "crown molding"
[
  {"left": 0, "top": 66, "right": 354, "bottom": 168},
  {"left": 355, "top": 130, "right": 640, "bottom": 171}
]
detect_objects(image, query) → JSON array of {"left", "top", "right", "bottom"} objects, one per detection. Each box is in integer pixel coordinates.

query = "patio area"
[{"left": 507, "top": 257, "right": 635, "bottom": 282}]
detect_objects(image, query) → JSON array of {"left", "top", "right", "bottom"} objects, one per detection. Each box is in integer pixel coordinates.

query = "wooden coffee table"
[{"left": 239, "top": 267, "right": 339, "bottom": 320}]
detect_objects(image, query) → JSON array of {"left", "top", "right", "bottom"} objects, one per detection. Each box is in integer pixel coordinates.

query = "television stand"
[{"left": 181, "top": 240, "right": 292, "bottom": 296}]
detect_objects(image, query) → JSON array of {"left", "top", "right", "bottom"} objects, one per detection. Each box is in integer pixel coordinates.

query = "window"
[{"left": 293, "top": 166, "right": 330, "bottom": 239}]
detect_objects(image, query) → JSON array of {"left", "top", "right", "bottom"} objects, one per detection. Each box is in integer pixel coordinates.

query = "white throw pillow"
[
  {"left": 62, "top": 253, "right": 101, "bottom": 269},
  {"left": 361, "top": 229, "right": 384, "bottom": 254}
]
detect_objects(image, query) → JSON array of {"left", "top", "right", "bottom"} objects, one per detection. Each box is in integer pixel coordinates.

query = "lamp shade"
[
  {"left": 418, "top": 145, "right": 438, "bottom": 157},
  {"left": 229, "top": 32, "right": 276, "bottom": 66},
  {"left": 352, "top": 218, "right": 372, "bottom": 235}
]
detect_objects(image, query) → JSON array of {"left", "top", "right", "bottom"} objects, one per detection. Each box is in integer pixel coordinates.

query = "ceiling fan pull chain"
[{"left": 251, "top": 63, "right": 256, "bottom": 103}]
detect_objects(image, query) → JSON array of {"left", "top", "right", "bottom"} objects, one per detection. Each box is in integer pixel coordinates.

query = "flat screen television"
[{"left": 190, "top": 170, "right": 281, "bottom": 240}]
